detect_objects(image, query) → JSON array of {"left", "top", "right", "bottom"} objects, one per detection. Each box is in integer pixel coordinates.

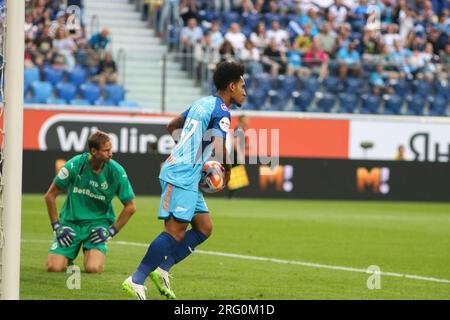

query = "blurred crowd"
[
  {"left": 23, "top": 0, "right": 119, "bottom": 87},
  {"left": 175, "top": 0, "right": 449, "bottom": 89}
]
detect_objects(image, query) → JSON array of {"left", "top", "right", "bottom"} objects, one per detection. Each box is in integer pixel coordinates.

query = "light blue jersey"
[{"left": 159, "top": 95, "right": 231, "bottom": 192}]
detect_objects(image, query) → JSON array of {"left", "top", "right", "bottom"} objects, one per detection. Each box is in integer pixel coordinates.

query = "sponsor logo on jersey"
[
  {"left": 174, "top": 206, "right": 187, "bottom": 213},
  {"left": 101, "top": 181, "right": 108, "bottom": 190},
  {"left": 73, "top": 186, "right": 106, "bottom": 201},
  {"left": 221, "top": 103, "right": 229, "bottom": 111},
  {"left": 58, "top": 167, "right": 69, "bottom": 180},
  {"left": 219, "top": 117, "right": 230, "bottom": 132}
]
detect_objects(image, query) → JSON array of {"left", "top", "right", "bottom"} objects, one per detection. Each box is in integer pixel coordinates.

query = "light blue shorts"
[{"left": 158, "top": 180, "right": 209, "bottom": 222}]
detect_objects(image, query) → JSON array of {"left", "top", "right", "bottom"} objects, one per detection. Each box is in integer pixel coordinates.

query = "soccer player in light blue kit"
[{"left": 123, "top": 61, "right": 246, "bottom": 300}]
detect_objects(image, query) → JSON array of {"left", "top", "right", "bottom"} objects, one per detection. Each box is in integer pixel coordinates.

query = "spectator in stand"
[
  {"left": 225, "top": 23, "right": 247, "bottom": 54},
  {"left": 329, "top": 0, "right": 349, "bottom": 25},
  {"left": 179, "top": 0, "right": 198, "bottom": 26},
  {"left": 262, "top": 39, "right": 288, "bottom": 77},
  {"left": 441, "top": 43, "right": 450, "bottom": 74},
  {"left": 250, "top": 22, "right": 270, "bottom": 52},
  {"left": 266, "top": 20, "right": 289, "bottom": 52},
  {"left": 239, "top": 39, "right": 263, "bottom": 75},
  {"left": 335, "top": 23, "right": 352, "bottom": 52},
  {"left": 53, "top": 27, "right": 77, "bottom": 70},
  {"left": 209, "top": 20, "right": 224, "bottom": 49},
  {"left": 399, "top": 6, "right": 415, "bottom": 42},
  {"left": 180, "top": 17, "right": 203, "bottom": 48},
  {"left": 295, "top": 23, "right": 314, "bottom": 52},
  {"left": 348, "top": 0, "right": 369, "bottom": 31},
  {"left": 95, "top": 51, "right": 119, "bottom": 88},
  {"left": 337, "top": 40, "right": 362, "bottom": 79},
  {"left": 303, "top": 40, "right": 329, "bottom": 79},
  {"left": 87, "top": 28, "right": 110, "bottom": 51},
  {"left": 315, "top": 22, "right": 337, "bottom": 58},
  {"left": 370, "top": 64, "right": 396, "bottom": 94},
  {"left": 382, "top": 23, "right": 402, "bottom": 52},
  {"left": 219, "top": 40, "right": 236, "bottom": 62},
  {"left": 241, "top": 0, "right": 258, "bottom": 15},
  {"left": 34, "top": 23, "right": 56, "bottom": 63},
  {"left": 287, "top": 40, "right": 311, "bottom": 77},
  {"left": 25, "top": 13, "right": 39, "bottom": 41},
  {"left": 388, "top": 39, "right": 413, "bottom": 79}
]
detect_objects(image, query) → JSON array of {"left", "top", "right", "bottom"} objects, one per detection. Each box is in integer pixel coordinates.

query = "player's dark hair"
[
  {"left": 88, "top": 130, "right": 110, "bottom": 151},
  {"left": 213, "top": 61, "right": 245, "bottom": 91}
]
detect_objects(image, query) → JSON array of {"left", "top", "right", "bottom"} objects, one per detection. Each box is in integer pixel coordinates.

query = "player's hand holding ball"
[
  {"left": 52, "top": 221, "right": 76, "bottom": 248},
  {"left": 199, "top": 160, "right": 226, "bottom": 193},
  {"left": 89, "top": 225, "right": 119, "bottom": 244}
]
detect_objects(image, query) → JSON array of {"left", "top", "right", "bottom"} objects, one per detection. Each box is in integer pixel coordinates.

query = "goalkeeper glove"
[
  {"left": 88, "top": 225, "right": 119, "bottom": 245},
  {"left": 52, "top": 221, "right": 76, "bottom": 248}
]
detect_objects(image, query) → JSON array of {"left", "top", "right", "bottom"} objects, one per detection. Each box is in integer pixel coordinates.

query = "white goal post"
[{"left": 0, "top": 0, "right": 25, "bottom": 300}]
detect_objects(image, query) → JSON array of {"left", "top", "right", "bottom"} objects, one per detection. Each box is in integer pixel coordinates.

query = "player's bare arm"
[
  {"left": 44, "top": 182, "right": 65, "bottom": 224},
  {"left": 167, "top": 114, "right": 185, "bottom": 142},
  {"left": 112, "top": 200, "right": 137, "bottom": 231}
]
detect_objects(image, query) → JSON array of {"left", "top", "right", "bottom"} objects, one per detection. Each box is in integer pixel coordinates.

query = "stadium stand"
[
  {"left": 23, "top": 0, "right": 131, "bottom": 107},
  {"left": 154, "top": 0, "right": 449, "bottom": 116}
]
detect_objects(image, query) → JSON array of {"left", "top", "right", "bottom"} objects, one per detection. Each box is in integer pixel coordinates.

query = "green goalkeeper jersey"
[{"left": 54, "top": 153, "right": 135, "bottom": 225}]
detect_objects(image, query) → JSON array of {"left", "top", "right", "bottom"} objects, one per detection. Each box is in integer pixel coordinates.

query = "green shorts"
[{"left": 48, "top": 220, "right": 110, "bottom": 261}]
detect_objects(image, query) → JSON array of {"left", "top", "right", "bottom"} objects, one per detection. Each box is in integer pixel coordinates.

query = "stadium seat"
[
  {"left": 253, "top": 73, "right": 274, "bottom": 91},
  {"left": 360, "top": 94, "right": 381, "bottom": 114},
  {"left": 314, "top": 92, "right": 337, "bottom": 113},
  {"left": 429, "top": 95, "right": 448, "bottom": 116},
  {"left": 30, "top": 81, "right": 53, "bottom": 103},
  {"left": 337, "top": 93, "right": 359, "bottom": 113},
  {"left": 412, "top": 80, "right": 433, "bottom": 98},
  {"left": 264, "top": 13, "right": 283, "bottom": 26},
  {"left": 292, "top": 90, "right": 313, "bottom": 112},
  {"left": 95, "top": 99, "right": 116, "bottom": 106},
  {"left": 248, "top": 88, "right": 268, "bottom": 110},
  {"left": 322, "top": 76, "right": 342, "bottom": 94},
  {"left": 24, "top": 67, "right": 40, "bottom": 94},
  {"left": 119, "top": 100, "right": 139, "bottom": 107},
  {"left": 434, "top": 80, "right": 449, "bottom": 99},
  {"left": 301, "top": 76, "right": 320, "bottom": 94},
  {"left": 221, "top": 11, "right": 241, "bottom": 27},
  {"left": 43, "top": 66, "right": 65, "bottom": 86},
  {"left": 346, "top": 77, "right": 363, "bottom": 94},
  {"left": 46, "top": 97, "right": 67, "bottom": 105},
  {"left": 68, "top": 66, "right": 88, "bottom": 88},
  {"left": 277, "top": 75, "right": 297, "bottom": 94},
  {"left": 406, "top": 94, "right": 426, "bottom": 116},
  {"left": 243, "top": 13, "right": 261, "bottom": 30},
  {"left": 104, "top": 84, "right": 125, "bottom": 105},
  {"left": 70, "top": 99, "right": 90, "bottom": 106},
  {"left": 80, "top": 83, "right": 101, "bottom": 104},
  {"left": 389, "top": 79, "right": 410, "bottom": 97},
  {"left": 384, "top": 94, "right": 404, "bottom": 115},
  {"left": 268, "top": 89, "right": 291, "bottom": 111},
  {"left": 56, "top": 82, "right": 77, "bottom": 103}
]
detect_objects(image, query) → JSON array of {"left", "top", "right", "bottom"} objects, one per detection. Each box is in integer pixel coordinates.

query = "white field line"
[{"left": 23, "top": 239, "right": 450, "bottom": 284}]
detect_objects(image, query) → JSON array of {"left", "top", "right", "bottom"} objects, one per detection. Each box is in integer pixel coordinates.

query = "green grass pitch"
[{"left": 20, "top": 194, "right": 450, "bottom": 300}]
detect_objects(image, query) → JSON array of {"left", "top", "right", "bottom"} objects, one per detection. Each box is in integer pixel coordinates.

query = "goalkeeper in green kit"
[{"left": 45, "top": 130, "right": 137, "bottom": 273}]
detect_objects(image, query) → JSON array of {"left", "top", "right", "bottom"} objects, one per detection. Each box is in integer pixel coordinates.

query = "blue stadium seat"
[
  {"left": 322, "top": 76, "right": 342, "bottom": 94},
  {"left": 384, "top": 94, "right": 404, "bottom": 115},
  {"left": 268, "top": 90, "right": 290, "bottom": 111},
  {"left": 429, "top": 95, "right": 448, "bottom": 116},
  {"left": 406, "top": 94, "right": 426, "bottom": 115},
  {"left": 277, "top": 75, "right": 297, "bottom": 93},
  {"left": 104, "top": 84, "right": 125, "bottom": 105},
  {"left": 346, "top": 77, "right": 363, "bottom": 93},
  {"left": 24, "top": 67, "right": 40, "bottom": 95},
  {"left": 119, "top": 100, "right": 139, "bottom": 107},
  {"left": 46, "top": 97, "right": 67, "bottom": 105},
  {"left": 434, "top": 80, "right": 449, "bottom": 99},
  {"left": 95, "top": 99, "right": 116, "bottom": 106},
  {"left": 68, "top": 66, "right": 88, "bottom": 88},
  {"left": 264, "top": 13, "right": 283, "bottom": 26},
  {"left": 243, "top": 13, "right": 261, "bottom": 30},
  {"left": 56, "top": 82, "right": 77, "bottom": 103},
  {"left": 30, "top": 81, "right": 53, "bottom": 103},
  {"left": 389, "top": 79, "right": 409, "bottom": 97},
  {"left": 314, "top": 93, "right": 337, "bottom": 113},
  {"left": 301, "top": 76, "right": 320, "bottom": 94},
  {"left": 80, "top": 83, "right": 101, "bottom": 104},
  {"left": 337, "top": 93, "right": 359, "bottom": 113},
  {"left": 412, "top": 80, "right": 433, "bottom": 98},
  {"left": 70, "top": 99, "right": 90, "bottom": 106},
  {"left": 253, "top": 73, "right": 274, "bottom": 91},
  {"left": 222, "top": 11, "right": 241, "bottom": 27},
  {"left": 360, "top": 94, "right": 381, "bottom": 114},
  {"left": 292, "top": 90, "right": 313, "bottom": 112},
  {"left": 43, "top": 66, "right": 65, "bottom": 86},
  {"left": 248, "top": 88, "right": 268, "bottom": 110}
]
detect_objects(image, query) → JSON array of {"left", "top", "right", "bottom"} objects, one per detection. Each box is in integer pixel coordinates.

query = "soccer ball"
[{"left": 199, "top": 160, "right": 225, "bottom": 193}]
